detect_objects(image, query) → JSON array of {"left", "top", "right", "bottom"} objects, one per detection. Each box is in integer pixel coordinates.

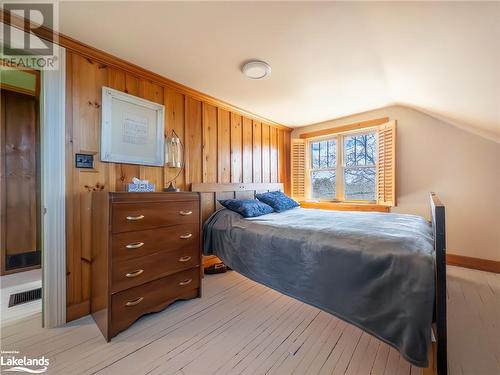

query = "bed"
[{"left": 192, "top": 183, "right": 447, "bottom": 375}]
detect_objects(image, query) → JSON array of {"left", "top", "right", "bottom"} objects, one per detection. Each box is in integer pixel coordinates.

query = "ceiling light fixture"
[{"left": 242, "top": 60, "right": 271, "bottom": 80}]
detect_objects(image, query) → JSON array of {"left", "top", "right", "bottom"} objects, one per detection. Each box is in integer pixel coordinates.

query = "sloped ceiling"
[{"left": 59, "top": 2, "right": 500, "bottom": 141}]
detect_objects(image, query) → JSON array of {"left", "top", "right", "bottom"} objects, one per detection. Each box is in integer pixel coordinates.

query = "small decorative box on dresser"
[{"left": 91, "top": 192, "right": 202, "bottom": 341}]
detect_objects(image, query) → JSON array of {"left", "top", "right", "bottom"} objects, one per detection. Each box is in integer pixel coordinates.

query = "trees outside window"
[{"left": 309, "top": 131, "right": 377, "bottom": 202}]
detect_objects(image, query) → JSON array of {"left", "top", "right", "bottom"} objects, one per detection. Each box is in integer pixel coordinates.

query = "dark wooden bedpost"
[{"left": 430, "top": 192, "right": 447, "bottom": 375}]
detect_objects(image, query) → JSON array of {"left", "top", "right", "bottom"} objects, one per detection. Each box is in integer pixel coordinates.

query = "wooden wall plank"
[
  {"left": 113, "top": 73, "right": 141, "bottom": 191},
  {"left": 125, "top": 74, "right": 139, "bottom": 96},
  {"left": 283, "top": 130, "right": 291, "bottom": 194},
  {"left": 230, "top": 113, "right": 242, "bottom": 183},
  {"left": 138, "top": 80, "right": 164, "bottom": 190},
  {"left": 252, "top": 121, "right": 262, "bottom": 183},
  {"left": 270, "top": 126, "right": 278, "bottom": 183},
  {"left": 202, "top": 103, "right": 218, "bottom": 183},
  {"left": 217, "top": 109, "right": 231, "bottom": 184},
  {"left": 242, "top": 117, "right": 253, "bottom": 183},
  {"left": 278, "top": 129, "right": 285, "bottom": 183},
  {"left": 69, "top": 53, "right": 108, "bottom": 310},
  {"left": 73, "top": 55, "right": 105, "bottom": 153},
  {"left": 185, "top": 96, "right": 202, "bottom": 188},
  {"left": 106, "top": 68, "right": 126, "bottom": 192},
  {"left": 107, "top": 68, "right": 125, "bottom": 92},
  {"left": 165, "top": 88, "right": 185, "bottom": 191},
  {"left": 261, "top": 123, "right": 271, "bottom": 183}
]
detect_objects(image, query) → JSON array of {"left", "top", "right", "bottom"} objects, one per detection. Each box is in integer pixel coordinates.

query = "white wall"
[{"left": 292, "top": 105, "right": 500, "bottom": 262}]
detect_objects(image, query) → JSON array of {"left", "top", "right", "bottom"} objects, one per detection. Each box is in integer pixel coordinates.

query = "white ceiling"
[{"left": 60, "top": 2, "right": 500, "bottom": 141}]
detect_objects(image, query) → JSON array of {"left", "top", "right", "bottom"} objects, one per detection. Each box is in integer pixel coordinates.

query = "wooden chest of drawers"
[{"left": 91, "top": 192, "right": 202, "bottom": 341}]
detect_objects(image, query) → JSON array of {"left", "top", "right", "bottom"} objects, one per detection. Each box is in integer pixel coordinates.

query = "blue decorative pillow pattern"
[
  {"left": 218, "top": 199, "right": 274, "bottom": 218},
  {"left": 255, "top": 191, "right": 300, "bottom": 212}
]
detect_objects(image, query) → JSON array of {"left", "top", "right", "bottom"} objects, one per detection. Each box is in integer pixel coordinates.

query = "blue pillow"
[
  {"left": 255, "top": 191, "right": 300, "bottom": 212},
  {"left": 218, "top": 199, "right": 274, "bottom": 218}
]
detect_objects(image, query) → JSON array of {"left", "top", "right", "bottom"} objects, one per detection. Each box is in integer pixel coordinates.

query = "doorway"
[{"left": 0, "top": 65, "right": 42, "bottom": 324}]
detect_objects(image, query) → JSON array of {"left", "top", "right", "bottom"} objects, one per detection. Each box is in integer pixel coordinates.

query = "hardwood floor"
[{"left": 0, "top": 266, "right": 498, "bottom": 375}]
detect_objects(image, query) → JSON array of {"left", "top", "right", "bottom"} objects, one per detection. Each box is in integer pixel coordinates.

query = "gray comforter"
[{"left": 203, "top": 207, "right": 435, "bottom": 367}]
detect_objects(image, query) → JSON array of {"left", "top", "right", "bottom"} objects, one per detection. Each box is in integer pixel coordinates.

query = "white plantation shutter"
[
  {"left": 291, "top": 139, "right": 306, "bottom": 200},
  {"left": 377, "top": 120, "right": 396, "bottom": 206}
]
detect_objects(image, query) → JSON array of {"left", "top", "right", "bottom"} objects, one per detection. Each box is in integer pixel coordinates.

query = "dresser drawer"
[
  {"left": 111, "top": 268, "right": 200, "bottom": 338},
  {"left": 112, "top": 224, "right": 199, "bottom": 262},
  {"left": 111, "top": 246, "right": 200, "bottom": 293},
  {"left": 112, "top": 201, "right": 198, "bottom": 233}
]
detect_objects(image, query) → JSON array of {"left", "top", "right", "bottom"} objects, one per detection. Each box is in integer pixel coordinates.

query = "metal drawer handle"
[
  {"left": 179, "top": 279, "right": 192, "bottom": 286},
  {"left": 178, "top": 256, "right": 192, "bottom": 263},
  {"left": 179, "top": 210, "right": 192, "bottom": 216},
  {"left": 126, "top": 242, "right": 144, "bottom": 249},
  {"left": 126, "top": 214, "right": 145, "bottom": 221},
  {"left": 125, "top": 269, "right": 144, "bottom": 278},
  {"left": 125, "top": 297, "right": 144, "bottom": 307},
  {"left": 180, "top": 233, "right": 192, "bottom": 239}
]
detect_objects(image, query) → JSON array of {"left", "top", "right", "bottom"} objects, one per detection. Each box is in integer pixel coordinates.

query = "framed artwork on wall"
[{"left": 101, "top": 86, "right": 165, "bottom": 166}]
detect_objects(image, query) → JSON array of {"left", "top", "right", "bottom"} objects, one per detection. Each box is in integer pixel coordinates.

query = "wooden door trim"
[
  {"left": 40, "top": 48, "right": 67, "bottom": 327},
  {"left": 0, "top": 83, "right": 37, "bottom": 97}
]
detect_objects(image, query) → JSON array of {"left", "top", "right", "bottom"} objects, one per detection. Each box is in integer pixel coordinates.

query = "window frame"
[{"left": 306, "top": 129, "right": 378, "bottom": 204}]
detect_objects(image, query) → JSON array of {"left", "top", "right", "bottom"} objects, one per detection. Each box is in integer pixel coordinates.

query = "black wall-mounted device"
[{"left": 75, "top": 153, "right": 94, "bottom": 169}]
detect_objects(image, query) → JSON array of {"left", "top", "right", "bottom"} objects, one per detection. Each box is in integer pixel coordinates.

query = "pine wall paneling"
[
  {"left": 261, "top": 123, "right": 271, "bottom": 183},
  {"left": 185, "top": 97, "right": 203, "bottom": 187},
  {"left": 242, "top": 118, "right": 253, "bottom": 183},
  {"left": 202, "top": 103, "right": 217, "bottom": 184},
  {"left": 230, "top": 113, "right": 243, "bottom": 183},
  {"left": 270, "top": 127, "right": 278, "bottom": 183},
  {"left": 252, "top": 121, "right": 262, "bottom": 183},
  {"left": 65, "top": 51, "right": 291, "bottom": 321},
  {"left": 217, "top": 109, "right": 231, "bottom": 184}
]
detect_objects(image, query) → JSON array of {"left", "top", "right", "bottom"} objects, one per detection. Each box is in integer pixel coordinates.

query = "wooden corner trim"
[
  {"left": 447, "top": 254, "right": 500, "bottom": 274},
  {"left": 0, "top": 9, "right": 291, "bottom": 131},
  {"left": 0, "top": 83, "right": 36, "bottom": 97},
  {"left": 299, "top": 117, "right": 389, "bottom": 139}
]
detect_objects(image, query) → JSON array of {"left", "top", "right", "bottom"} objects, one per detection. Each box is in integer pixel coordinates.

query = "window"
[
  {"left": 310, "top": 139, "right": 336, "bottom": 200},
  {"left": 292, "top": 119, "right": 396, "bottom": 207},
  {"left": 307, "top": 130, "right": 377, "bottom": 202},
  {"left": 343, "top": 132, "right": 376, "bottom": 201}
]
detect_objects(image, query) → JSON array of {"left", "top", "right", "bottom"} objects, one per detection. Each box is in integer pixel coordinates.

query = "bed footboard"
[{"left": 430, "top": 192, "right": 447, "bottom": 375}]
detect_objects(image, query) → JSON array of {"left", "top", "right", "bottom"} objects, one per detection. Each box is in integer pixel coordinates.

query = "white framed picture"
[{"left": 101, "top": 86, "right": 165, "bottom": 166}]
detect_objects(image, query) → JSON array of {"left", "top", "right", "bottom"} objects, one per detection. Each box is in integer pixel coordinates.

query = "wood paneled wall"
[{"left": 65, "top": 51, "right": 291, "bottom": 321}]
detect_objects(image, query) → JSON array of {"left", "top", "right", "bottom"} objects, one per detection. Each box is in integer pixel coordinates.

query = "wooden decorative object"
[
  {"left": 101, "top": 87, "right": 165, "bottom": 166},
  {"left": 91, "top": 192, "right": 202, "bottom": 340}
]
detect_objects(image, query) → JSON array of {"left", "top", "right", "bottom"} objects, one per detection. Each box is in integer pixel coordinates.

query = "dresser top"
[{"left": 95, "top": 191, "right": 200, "bottom": 203}]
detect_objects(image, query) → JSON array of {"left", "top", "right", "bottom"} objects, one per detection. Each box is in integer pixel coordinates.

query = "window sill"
[{"left": 299, "top": 201, "right": 390, "bottom": 213}]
